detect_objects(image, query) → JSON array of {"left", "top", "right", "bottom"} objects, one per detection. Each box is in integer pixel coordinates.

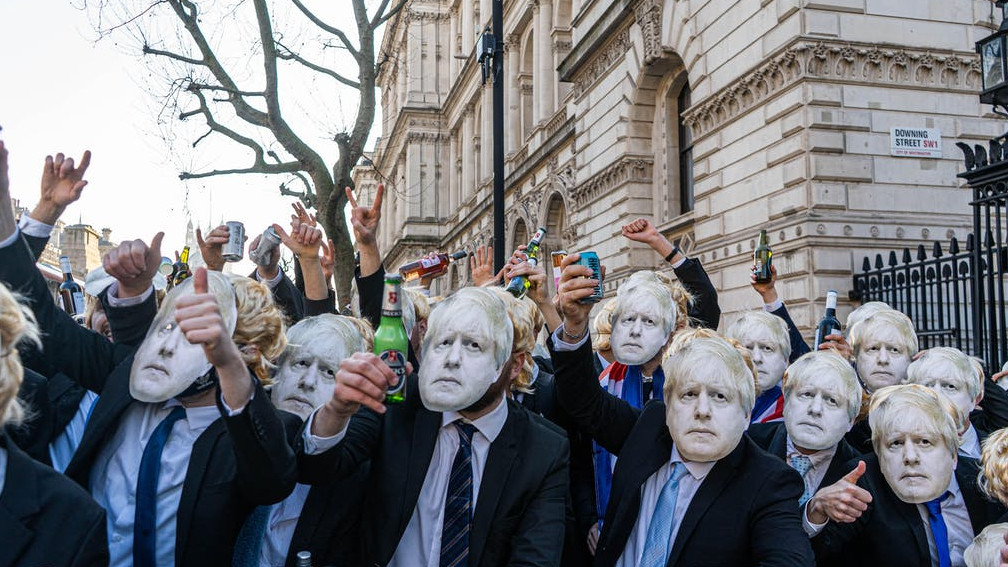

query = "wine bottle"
[
  {"left": 813, "top": 290, "right": 842, "bottom": 350},
  {"left": 399, "top": 249, "right": 469, "bottom": 282},
  {"left": 295, "top": 551, "right": 312, "bottom": 567},
  {"left": 58, "top": 256, "right": 86, "bottom": 316},
  {"left": 505, "top": 227, "right": 547, "bottom": 298},
  {"left": 753, "top": 229, "right": 772, "bottom": 283}
]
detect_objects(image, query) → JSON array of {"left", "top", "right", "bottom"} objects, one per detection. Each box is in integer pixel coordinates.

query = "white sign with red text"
[{"left": 890, "top": 127, "right": 942, "bottom": 158}]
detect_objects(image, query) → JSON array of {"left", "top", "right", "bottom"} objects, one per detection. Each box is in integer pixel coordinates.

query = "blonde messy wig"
[
  {"left": 662, "top": 328, "right": 758, "bottom": 412},
  {"left": 591, "top": 299, "right": 616, "bottom": 352},
  {"left": 616, "top": 270, "right": 693, "bottom": 333},
  {"left": 228, "top": 275, "right": 288, "bottom": 385},
  {"left": 486, "top": 288, "right": 538, "bottom": 394},
  {"left": 980, "top": 427, "right": 1008, "bottom": 506},
  {"left": 0, "top": 282, "right": 41, "bottom": 426}
]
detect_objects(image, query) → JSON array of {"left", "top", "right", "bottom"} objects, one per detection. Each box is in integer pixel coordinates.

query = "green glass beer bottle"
[
  {"left": 374, "top": 273, "right": 409, "bottom": 403},
  {"left": 752, "top": 229, "right": 772, "bottom": 284},
  {"left": 505, "top": 226, "right": 547, "bottom": 298}
]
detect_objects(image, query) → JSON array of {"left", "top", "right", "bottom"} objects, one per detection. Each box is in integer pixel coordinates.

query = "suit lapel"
[
  {"left": 0, "top": 439, "right": 37, "bottom": 565},
  {"left": 892, "top": 490, "right": 931, "bottom": 564},
  {"left": 665, "top": 440, "right": 746, "bottom": 567},
  {"left": 469, "top": 401, "right": 522, "bottom": 566},
  {"left": 175, "top": 418, "right": 227, "bottom": 563},
  {"left": 768, "top": 423, "right": 788, "bottom": 459},
  {"left": 956, "top": 457, "right": 985, "bottom": 533},
  {"left": 400, "top": 406, "right": 441, "bottom": 534},
  {"left": 66, "top": 367, "right": 134, "bottom": 484}
]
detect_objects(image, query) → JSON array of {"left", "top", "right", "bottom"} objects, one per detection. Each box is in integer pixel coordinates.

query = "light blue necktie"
[
  {"left": 790, "top": 454, "right": 814, "bottom": 507},
  {"left": 640, "top": 462, "right": 689, "bottom": 567},
  {"left": 925, "top": 492, "right": 952, "bottom": 567}
]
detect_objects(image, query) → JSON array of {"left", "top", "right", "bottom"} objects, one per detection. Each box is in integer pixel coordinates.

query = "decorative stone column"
[
  {"left": 537, "top": 0, "right": 554, "bottom": 123},
  {"left": 462, "top": 105, "right": 475, "bottom": 202},
  {"left": 506, "top": 34, "right": 520, "bottom": 153}
]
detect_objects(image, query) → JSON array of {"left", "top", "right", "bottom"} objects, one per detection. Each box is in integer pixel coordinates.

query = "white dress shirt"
[
  {"left": 959, "top": 425, "right": 981, "bottom": 460},
  {"left": 302, "top": 395, "right": 509, "bottom": 567},
  {"left": 916, "top": 476, "right": 973, "bottom": 567},
  {"left": 49, "top": 390, "right": 100, "bottom": 473},
  {"left": 91, "top": 400, "right": 221, "bottom": 567},
  {"left": 786, "top": 436, "right": 837, "bottom": 496},
  {"left": 615, "top": 446, "right": 716, "bottom": 567},
  {"left": 259, "top": 483, "right": 311, "bottom": 567}
]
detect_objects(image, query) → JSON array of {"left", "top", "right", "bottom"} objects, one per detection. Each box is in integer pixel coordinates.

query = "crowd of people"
[{"left": 5, "top": 135, "right": 1008, "bottom": 567}]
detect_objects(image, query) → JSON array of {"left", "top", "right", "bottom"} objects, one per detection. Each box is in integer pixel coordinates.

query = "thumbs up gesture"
[
  {"left": 174, "top": 268, "right": 241, "bottom": 370},
  {"left": 806, "top": 460, "right": 873, "bottom": 525}
]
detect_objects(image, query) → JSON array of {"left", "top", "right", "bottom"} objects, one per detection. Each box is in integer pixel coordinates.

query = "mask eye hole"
[{"left": 158, "top": 321, "right": 178, "bottom": 336}]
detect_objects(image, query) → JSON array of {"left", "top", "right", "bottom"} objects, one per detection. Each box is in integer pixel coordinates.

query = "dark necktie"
[
  {"left": 925, "top": 491, "right": 952, "bottom": 567},
  {"left": 440, "top": 422, "right": 478, "bottom": 567},
  {"left": 134, "top": 406, "right": 186, "bottom": 567}
]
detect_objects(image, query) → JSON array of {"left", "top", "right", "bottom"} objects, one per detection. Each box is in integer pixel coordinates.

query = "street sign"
[{"left": 890, "top": 127, "right": 942, "bottom": 158}]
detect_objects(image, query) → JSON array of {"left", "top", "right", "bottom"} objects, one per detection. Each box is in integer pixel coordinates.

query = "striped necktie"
[{"left": 440, "top": 422, "right": 478, "bottom": 567}]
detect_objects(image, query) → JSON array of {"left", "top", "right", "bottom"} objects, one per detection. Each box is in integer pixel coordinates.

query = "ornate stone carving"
[
  {"left": 571, "top": 28, "right": 631, "bottom": 97},
  {"left": 544, "top": 106, "right": 569, "bottom": 139},
  {"left": 570, "top": 156, "right": 653, "bottom": 208},
  {"left": 406, "top": 132, "right": 443, "bottom": 143},
  {"left": 409, "top": 10, "right": 451, "bottom": 21},
  {"left": 562, "top": 225, "right": 578, "bottom": 248},
  {"left": 683, "top": 41, "right": 982, "bottom": 138},
  {"left": 634, "top": 0, "right": 662, "bottom": 65}
]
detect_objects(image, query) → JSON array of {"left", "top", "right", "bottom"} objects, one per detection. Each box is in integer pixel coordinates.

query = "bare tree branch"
[
  {"left": 275, "top": 39, "right": 361, "bottom": 89},
  {"left": 289, "top": 0, "right": 360, "bottom": 61},
  {"left": 179, "top": 162, "right": 302, "bottom": 180},
  {"left": 373, "top": 0, "right": 407, "bottom": 28},
  {"left": 142, "top": 44, "right": 205, "bottom": 66},
  {"left": 189, "top": 82, "right": 265, "bottom": 97}
]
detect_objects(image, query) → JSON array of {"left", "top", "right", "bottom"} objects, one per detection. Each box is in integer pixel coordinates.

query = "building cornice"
[
  {"left": 570, "top": 154, "right": 654, "bottom": 210},
  {"left": 683, "top": 39, "right": 982, "bottom": 139}
]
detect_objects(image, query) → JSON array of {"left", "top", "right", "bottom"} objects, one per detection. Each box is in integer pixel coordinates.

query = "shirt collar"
[
  {"left": 530, "top": 362, "right": 540, "bottom": 387},
  {"left": 785, "top": 435, "right": 839, "bottom": 470},
  {"left": 441, "top": 394, "right": 509, "bottom": 444},
  {"left": 670, "top": 445, "right": 717, "bottom": 480},
  {"left": 164, "top": 398, "right": 220, "bottom": 431},
  {"left": 959, "top": 424, "right": 981, "bottom": 460}
]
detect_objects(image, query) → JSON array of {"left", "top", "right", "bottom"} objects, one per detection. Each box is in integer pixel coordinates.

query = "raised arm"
[
  {"left": 551, "top": 253, "right": 640, "bottom": 455},
  {"left": 751, "top": 265, "right": 811, "bottom": 362}
]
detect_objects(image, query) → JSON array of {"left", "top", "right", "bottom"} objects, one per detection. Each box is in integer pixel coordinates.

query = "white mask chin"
[
  {"left": 610, "top": 293, "right": 670, "bottom": 366},
  {"left": 418, "top": 308, "right": 503, "bottom": 412}
]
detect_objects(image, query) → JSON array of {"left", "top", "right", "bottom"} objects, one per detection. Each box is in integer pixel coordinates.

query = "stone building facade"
[{"left": 355, "top": 0, "right": 1003, "bottom": 332}]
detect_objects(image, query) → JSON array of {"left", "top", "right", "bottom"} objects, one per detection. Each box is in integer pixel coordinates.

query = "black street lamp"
[{"left": 978, "top": 1, "right": 1008, "bottom": 109}]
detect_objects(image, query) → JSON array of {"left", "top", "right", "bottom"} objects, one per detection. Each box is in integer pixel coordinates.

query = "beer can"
[
  {"left": 576, "top": 251, "right": 603, "bottom": 304},
  {"left": 551, "top": 250, "right": 567, "bottom": 290},
  {"left": 249, "top": 226, "right": 282, "bottom": 267},
  {"left": 223, "top": 221, "right": 245, "bottom": 262}
]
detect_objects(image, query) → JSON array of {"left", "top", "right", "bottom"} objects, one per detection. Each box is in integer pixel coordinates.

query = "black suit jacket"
[
  {"left": 0, "top": 235, "right": 298, "bottom": 566},
  {"left": 550, "top": 337, "right": 814, "bottom": 567},
  {"left": 769, "top": 303, "right": 812, "bottom": 362},
  {"left": 297, "top": 375, "right": 570, "bottom": 567},
  {"left": 747, "top": 421, "right": 862, "bottom": 491},
  {"left": 5, "top": 368, "right": 54, "bottom": 465},
  {"left": 812, "top": 454, "right": 1005, "bottom": 566},
  {"left": 672, "top": 257, "right": 721, "bottom": 330},
  {"left": 250, "top": 269, "right": 306, "bottom": 324},
  {"left": 0, "top": 434, "right": 108, "bottom": 567}
]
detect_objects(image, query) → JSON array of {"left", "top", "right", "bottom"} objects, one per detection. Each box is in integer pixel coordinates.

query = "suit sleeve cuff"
[
  {"left": 219, "top": 386, "right": 255, "bottom": 416},
  {"left": 670, "top": 255, "right": 687, "bottom": 269},
  {"left": 18, "top": 214, "right": 54, "bottom": 238},
  {"left": 803, "top": 502, "right": 828, "bottom": 536},
  {"left": 255, "top": 268, "right": 284, "bottom": 289},
  {"left": 552, "top": 324, "right": 590, "bottom": 351},
  {"left": 0, "top": 228, "right": 20, "bottom": 249},
  {"left": 106, "top": 282, "right": 154, "bottom": 307},
  {"left": 764, "top": 298, "right": 784, "bottom": 312},
  {"left": 302, "top": 408, "right": 349, "bottom": 454}
]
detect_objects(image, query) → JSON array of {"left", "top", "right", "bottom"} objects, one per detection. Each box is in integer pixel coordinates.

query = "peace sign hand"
[{"left": 346, "top": 184, "right": 384, "bottom": 246}]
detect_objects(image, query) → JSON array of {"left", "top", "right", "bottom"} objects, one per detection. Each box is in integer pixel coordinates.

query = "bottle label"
[
  {"left": 380, "top": 349, "right": 407, "bottom": 394},
  {"left": 72, "top": 291, "right": 85, "bottom": 315},
  {"left": 419, "top": 257, "right": 439, "bottom": 269},
  {"left": 382, "top": 288, "right": 402, "bottom": 318}
]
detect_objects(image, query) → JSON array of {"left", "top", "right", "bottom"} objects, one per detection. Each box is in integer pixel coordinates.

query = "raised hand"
[
  {"left": 346, "top": 184, "right": 383, "bottom": 246},
  {"left": 196, "top": 225, "right": 235, "bottom": 272},
  {"left": 103, "top": 232, "right": 165, "bottom": 298},
  {"left": 820, "top": 333, "right": 853, "bottom": 359},
  {"left": 291, "top": 201, "right": 317, "bottom": 227},
  {"left": 275, "top": 222, "right": 322, "bottom": 259},
  {"left": 621, "top": 217, "right": 661, "bottom": 246},
  {"left": 556, "top": 253, "right": 604, "bottom": 337},
  {"left": 33, "top": 150, "right": 92, "bottom": 225},
  {"left": 750, "top": 264, "right": 779, "bottom": 305},
  {"left": 249, "top": 230, "right": 282, "bottom": 278},
  {"left": 311, "top": 352, "right": 403, "bottom": 437},
  {"left": 319, "top": 238, "right": 336, "bottom": 285},
  {"left": 806, "top": 461, "right": 872, "bottom": 524},
  {"left": 470, "top": 245, "right": 507, "bottom": 287}
]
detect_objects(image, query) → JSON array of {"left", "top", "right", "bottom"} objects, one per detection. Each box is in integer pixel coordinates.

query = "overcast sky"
[{"left": 0, "top": 0, "right": 377, "bottom": 273}]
